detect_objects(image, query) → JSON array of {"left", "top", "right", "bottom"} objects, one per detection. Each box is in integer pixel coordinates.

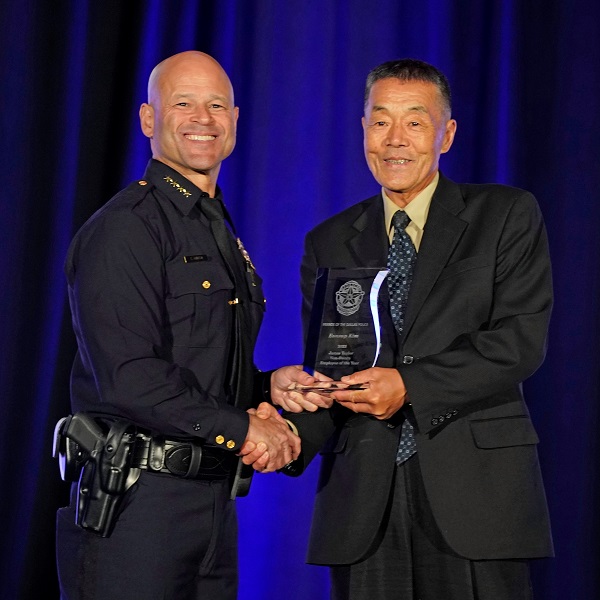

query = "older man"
[
  {"left": 282, "top": 59, "right": 554, "bottom": 599},
  {"left": 55, "top": 51, "right": 325, "bottom": 600}
]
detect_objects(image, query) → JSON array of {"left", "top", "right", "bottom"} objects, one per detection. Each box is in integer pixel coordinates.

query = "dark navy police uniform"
[{"left": 56, "top": 159, "right": 268, "bottom": 599}]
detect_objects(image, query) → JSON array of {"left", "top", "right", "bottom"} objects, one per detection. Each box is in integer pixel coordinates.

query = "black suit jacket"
[{"left": 286, "top": 173, "right": 554, "bottom": 564}]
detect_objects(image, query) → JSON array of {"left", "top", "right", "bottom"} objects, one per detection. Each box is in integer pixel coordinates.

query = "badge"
[{"left": 236, "top": 237, "right": 256, "bottom": 271}]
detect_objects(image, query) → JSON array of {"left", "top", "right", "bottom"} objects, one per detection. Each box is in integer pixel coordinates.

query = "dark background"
[{"left": 1, "top": 1, "right": 598, "bottom": 598}]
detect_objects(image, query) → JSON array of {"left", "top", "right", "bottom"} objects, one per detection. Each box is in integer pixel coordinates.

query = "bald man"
[{"left": 55, "top": 51, "right": 326, "bottom": 600}]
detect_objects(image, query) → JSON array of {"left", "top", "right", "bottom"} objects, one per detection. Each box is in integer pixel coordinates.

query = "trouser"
[
  {"left": 56, "top": 471, "right": 238, "bottom": 600},
  {"left": 330, "top": 454, "right": 533, "bottom": 600}
]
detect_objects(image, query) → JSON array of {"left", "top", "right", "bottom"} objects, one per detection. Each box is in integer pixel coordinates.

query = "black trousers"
[
  {"left": 330, "top": 455, "right": 533, "bottom": 600},
  {"left": 56, "top": 472, "right": 238, "bottom": 600}
]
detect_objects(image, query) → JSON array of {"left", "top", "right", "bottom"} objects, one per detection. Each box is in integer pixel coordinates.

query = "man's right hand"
[{"left": 238, "top": 403, "right": 301, "bottom": 472}]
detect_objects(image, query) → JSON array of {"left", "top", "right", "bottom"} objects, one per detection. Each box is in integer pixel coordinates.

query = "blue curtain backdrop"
[{"left": 1, "top": 0, "right": 599, "bottom": 598}]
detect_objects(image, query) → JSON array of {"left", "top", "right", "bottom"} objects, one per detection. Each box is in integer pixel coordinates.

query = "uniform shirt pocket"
[
  {"left": 166, "top": 260, "right": 234, "bottom": 348},
  {"left": 245, "top": 270, "right": 265, "bottom": 305}
]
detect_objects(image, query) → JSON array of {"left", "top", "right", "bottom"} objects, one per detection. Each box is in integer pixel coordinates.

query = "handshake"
[
  {"left": 237, "top": 365, "right": 331, "bottom": 473},
  {"left": 236, "top": 363, "right": 407, "bottom": 472}
]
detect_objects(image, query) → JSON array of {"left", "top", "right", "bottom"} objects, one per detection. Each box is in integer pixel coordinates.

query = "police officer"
[{"left": 56, "top": 50, "right": 327, "bottom": 600}]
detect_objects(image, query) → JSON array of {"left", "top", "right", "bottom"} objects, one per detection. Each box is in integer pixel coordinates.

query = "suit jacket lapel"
[
  {"left": 346, "top": 195, "right": 388, "bottom": 267},
  {"left": 339, "top": 181, "right": 467, "bottom": 344},
  {"left": 402, "top": 174, "right": 467, "bottom": 339}
]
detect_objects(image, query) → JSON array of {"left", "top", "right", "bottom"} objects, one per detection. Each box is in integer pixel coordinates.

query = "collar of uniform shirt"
[
  {"left": 382, "top": 171, "right": 439, "bottom": 252},
  {"left": 148, "top": 158, "right": 217, "bottom": 217}
]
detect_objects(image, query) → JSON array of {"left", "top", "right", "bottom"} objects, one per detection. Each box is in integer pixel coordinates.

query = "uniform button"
[
  {"left": 402, "top": 355, "right": 414, "bottom": 364},
  {"left": 138, "top": 180, "right": 148, "bottom": 186},
  {"left": 438, "top": 415, "right": 445, "bottom": 423},
  {"left": 192, "top": 423, "right": 201, "bottom": 431},
  {"left": 431, "top": 418, "right": 439, "bottom": 426},
  {"left": 215, "top": 435, "right": 225, "bottom": 445},
  {"left": 445, "top": 412, "right": 453, "bottom": 419},
  {"left": 202, "top": 280, "right": 211, "bottom": 289},
  {"left": 226, "top": 440, "right": 235, "bottom": 449}
]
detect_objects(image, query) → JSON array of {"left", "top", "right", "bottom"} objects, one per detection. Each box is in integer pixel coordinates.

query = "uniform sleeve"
[{"left": 66, "top": 206, "right": 249, "bottom": 447}]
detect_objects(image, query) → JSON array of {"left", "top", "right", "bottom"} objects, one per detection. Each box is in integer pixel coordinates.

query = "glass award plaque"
[{"left": 303, "top": 267, "right": 390, "bottom": 382}]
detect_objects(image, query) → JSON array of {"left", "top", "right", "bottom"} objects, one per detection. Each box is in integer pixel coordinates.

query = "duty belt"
[{"left": 132, "top": 434, "right": 238, "bottom": 481}]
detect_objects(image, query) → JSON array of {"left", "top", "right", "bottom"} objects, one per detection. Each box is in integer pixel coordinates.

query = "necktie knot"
[
  {"left": 199, "top": 196, "right": 225, "bottom": 221},
  {"left": 392, "top": 210, "right": 410, "bottom": 231}
]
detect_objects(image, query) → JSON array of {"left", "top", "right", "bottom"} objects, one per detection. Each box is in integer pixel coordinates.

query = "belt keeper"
[{"left": 148, "top": 436, "right": 165, "bottom": 471}]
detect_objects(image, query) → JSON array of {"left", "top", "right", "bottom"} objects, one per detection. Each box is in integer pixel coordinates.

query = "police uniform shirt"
[{"left": 65, "top": 159, "right": 265, "bottom": 451}]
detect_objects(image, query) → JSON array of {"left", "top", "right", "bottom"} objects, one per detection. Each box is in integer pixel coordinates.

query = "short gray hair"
[{"left": 364, "top": 59, "right": 452, "bottom": 115}]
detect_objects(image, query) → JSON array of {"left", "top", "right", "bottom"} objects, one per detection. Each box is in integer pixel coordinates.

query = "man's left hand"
[{"left": 331, "top": 367, "right": 408, "bottom": 420}]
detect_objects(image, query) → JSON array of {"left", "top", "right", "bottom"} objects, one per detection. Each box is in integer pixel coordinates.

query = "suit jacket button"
[
  {"left": 402, "top": 355, "right": 414, "bottom": 364},
  {"left": 452, "top": 409, "right": 459, "bottom": 415},
  {"left": 431, "top": 418, "right": 439, "bottom": 426},
  {"left": 192, "top": 423, "right": 201, "bottom": 432},
  {"left": 445, "top": 412, "right": 453, "bottom": 419},
  {"left": 438, "top": 415, "right": 445, "bottom": 423}
]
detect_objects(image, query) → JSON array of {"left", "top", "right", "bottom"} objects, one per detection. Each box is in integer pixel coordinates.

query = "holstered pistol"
[{"left": 53, "top": 414, "right": 141, "bottom": 537}]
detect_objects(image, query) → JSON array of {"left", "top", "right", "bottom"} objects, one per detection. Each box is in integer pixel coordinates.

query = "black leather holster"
[{"left": 53, "top": 413, "right": 140, "bottom": 537}]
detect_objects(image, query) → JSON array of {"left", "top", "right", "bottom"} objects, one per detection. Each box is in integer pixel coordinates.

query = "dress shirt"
[{"left": 382, "top": 171, "right": 439, "bottom": 251}]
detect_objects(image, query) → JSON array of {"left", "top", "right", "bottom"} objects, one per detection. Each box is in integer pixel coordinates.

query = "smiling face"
[
  {"left": 362, "top": 78, "right": 456, "bottom": 207},
  {"left": 139, "top": 51, "right": 238, "bottom": 195}
]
